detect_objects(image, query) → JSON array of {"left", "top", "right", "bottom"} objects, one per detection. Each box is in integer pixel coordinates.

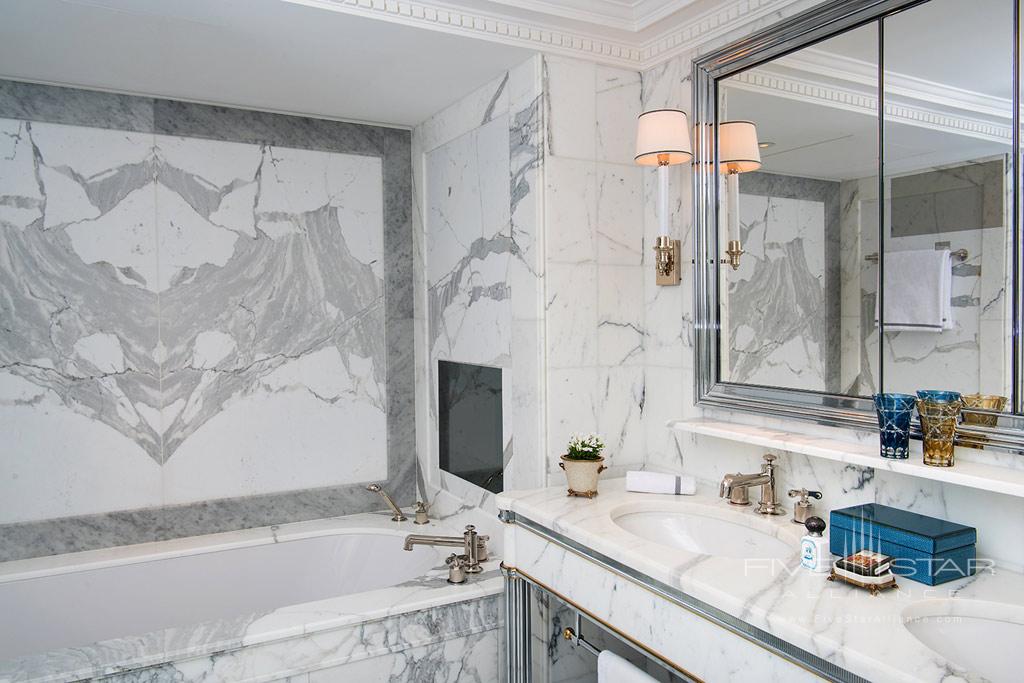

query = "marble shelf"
[{"left": 670, "top": 418, "right": 1024, "bottom": 499}]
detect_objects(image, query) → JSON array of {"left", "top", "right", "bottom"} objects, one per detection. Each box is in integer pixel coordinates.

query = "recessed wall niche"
[{"left": 438, "top": 360, "right": 504, "bottom": 493}]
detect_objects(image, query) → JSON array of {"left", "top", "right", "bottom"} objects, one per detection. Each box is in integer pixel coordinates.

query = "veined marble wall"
[
  {"left": 725, "top": 172, "right": 840, "bottom": 393},
  {"left": 637, "top": 9, "right": 1024, "bottom": 574},
  {"left": 0, "top": 81, "right": 414, "bottom": 559},
  {"left": 413, "top": 56, "right": 546, "bottom": 509},
  {"left": 543, "top": 55, "right": 647, "bottom": 480}
]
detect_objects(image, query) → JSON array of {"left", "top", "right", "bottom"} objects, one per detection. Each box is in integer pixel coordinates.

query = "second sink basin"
[
  {"left": 902, "top": 600, "right": 1024, "bottom": 683},
  {"left": 611, "top": 503, "right": 798, "bottom": 559}
]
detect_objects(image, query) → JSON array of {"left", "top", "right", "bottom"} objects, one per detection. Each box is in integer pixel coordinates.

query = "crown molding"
[
  {"left": 779, "top": 48, "right": 1012, "bottom": 120},
  {"left": 728, "top": 68, "right": 1012, "bottom": 143},
  {"left": 281, "top": 0, "right": 804, "bottom": 70}
]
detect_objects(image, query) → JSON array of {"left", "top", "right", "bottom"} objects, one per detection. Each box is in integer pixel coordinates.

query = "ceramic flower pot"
[{"left": 559, "top": 455, "right": 607, "bottom": 498}]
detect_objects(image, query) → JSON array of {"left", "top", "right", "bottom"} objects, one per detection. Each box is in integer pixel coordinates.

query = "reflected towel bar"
[{"left": 865, "top": 247, "right": 968, "bottom": 263}]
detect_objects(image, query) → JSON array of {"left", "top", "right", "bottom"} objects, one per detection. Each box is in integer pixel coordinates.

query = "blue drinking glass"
[{"left": 873, "top": 393, "right": 917, "bottom": 459}]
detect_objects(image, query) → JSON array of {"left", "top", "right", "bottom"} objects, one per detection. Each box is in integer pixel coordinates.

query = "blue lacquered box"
[{"left": 829, "top": 503, "right": 976, "bottom": 586}]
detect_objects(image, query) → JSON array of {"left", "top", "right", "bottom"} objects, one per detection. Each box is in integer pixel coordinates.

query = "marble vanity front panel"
[
  {"left": 0, "top": 80, "right": 414, "bottom": 559},
  {"left": 505, "top": 517, "right": 819, "bottom": 683}
]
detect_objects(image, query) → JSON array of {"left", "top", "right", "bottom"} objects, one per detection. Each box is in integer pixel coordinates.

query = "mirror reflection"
[{"left": 716, "top": 0, "right": 1015, "bottom": 414}]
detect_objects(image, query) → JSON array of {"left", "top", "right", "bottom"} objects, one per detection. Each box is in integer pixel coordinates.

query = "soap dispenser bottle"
[{"left": 800, "top": 516, "right": 831, "bottom": 573}]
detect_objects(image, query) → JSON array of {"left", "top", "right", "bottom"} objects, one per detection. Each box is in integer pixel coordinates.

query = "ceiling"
[{"left": 0, "top": 0, "right": 535, "bottom": 127}]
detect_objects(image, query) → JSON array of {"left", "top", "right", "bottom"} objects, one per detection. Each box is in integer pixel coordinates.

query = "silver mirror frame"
[{"left": 692, "top": 0, "right": 1024, "bottom": 452}]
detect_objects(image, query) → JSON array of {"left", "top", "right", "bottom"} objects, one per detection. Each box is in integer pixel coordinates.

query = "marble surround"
[
  {"left": 0, "top": 80, "right": 414, "bottom": 559},
  {"left": 498, "top": 479, "right": 1024, "bottom": 683},
  {"left": 0, "top": 509, "right": 503, "bottom": 682}
]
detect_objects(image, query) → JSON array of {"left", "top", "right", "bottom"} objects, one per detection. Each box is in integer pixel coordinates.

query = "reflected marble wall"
[
  {"left": 0, "top": 81, "right": 413, "bottom": 558},
  {"left": 726, "top": 171, "right": 840, "bottom": 392}
]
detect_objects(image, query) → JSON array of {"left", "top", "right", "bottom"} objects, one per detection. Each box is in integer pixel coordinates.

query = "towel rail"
[
  {"left": 864, "top": 246, "right": 968, "bottom": 263},
  {"left": 562, "top": 612, "right": 602, "bottom": 656}
]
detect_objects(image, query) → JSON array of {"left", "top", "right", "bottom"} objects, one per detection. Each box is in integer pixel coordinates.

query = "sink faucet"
[
  {"left": 366, "top": 483, "right": 407, "bottom": 522},
  {"left": 719, "top": 454, "right": 786, "bottom": 516},
  {"left": 404, "top": 524, "right": 490, "bottom": 574}
]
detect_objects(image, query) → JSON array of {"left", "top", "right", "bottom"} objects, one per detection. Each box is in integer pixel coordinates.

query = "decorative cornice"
[
  {"left": 728, "top": 68, "right": 1012, "bottom": 143},
  {"left": 282, "top": 0, "right": 803, "bottom": 70}
]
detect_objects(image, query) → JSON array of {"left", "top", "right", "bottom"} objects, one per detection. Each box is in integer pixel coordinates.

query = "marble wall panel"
[
  {"left": 0, "top": 81, "right": 414, "bottom": 559},
  {"left": 414, "top": 56, "right": 547, "bottom": 510}
]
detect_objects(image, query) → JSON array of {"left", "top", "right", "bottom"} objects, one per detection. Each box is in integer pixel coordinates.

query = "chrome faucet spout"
[
  {"left": 718, "top": 455, "right": 785, "bottom": 515},
  {"left": 402, "top": 525, "right": 490, "bottom": 574},
  {"left": 366, "top": 483, "right": 407, "bottom": 522}
]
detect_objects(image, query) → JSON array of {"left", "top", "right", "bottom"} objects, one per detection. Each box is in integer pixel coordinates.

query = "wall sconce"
[
  {"left": 635, "top": 109, "right": 693, "bottom": 286},
  {"left": 718, "top": 121, "right": 761, "bottom": 271}
]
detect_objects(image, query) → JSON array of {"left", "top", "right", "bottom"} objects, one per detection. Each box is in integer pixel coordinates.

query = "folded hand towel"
[
  {"left": 874, "top": 249, "right": 952, "bottom": 332},
  {"left": 598, "top": 651, "right": 659, "bottom": 683},
  {"left": 626, "top": 470, "right": 696, "bottom": 495}
]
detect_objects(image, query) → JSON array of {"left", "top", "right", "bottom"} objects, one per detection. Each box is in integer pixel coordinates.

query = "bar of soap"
[{"left": 625, "top": 471, "right": 696, "bottom": 495}]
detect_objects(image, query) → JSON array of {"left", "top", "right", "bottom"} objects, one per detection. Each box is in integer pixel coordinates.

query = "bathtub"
[{"left": 0, "top": 512, "right": 504, "bottom": 682}]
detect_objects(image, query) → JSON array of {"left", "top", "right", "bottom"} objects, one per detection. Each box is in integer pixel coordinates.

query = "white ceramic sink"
[
  {"left": 611, "top": 504, "right": 798, "bottom": 559},
  {"left": 902, "top": 600, "right": 1024, "bottom": 682}
]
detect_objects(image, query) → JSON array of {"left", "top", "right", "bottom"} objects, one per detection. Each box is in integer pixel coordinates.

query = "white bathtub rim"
[{"left": 0, "top": 511, "right": 435, "bottom": 583}]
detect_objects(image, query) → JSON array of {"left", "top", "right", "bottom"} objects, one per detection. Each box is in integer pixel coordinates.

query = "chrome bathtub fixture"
[
  {"left": 365, "top": 483, "right": 407, "bottom": 522},
  {"left": 445, "top": 553, "right": 468, "bottom": 584},
  {"left": 404, "top": 524, "right": 490, "bottom": 573},
  {"left": 413, "top": 500, "right": 430, "bottom": 525},
  {"left": 719, "top": 454, "right": 786, "bottom": 515}
]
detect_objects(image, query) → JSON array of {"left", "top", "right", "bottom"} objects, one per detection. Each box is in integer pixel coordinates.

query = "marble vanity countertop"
[
  {"left": 497, "top": 478, "right": 1024, "bottom": 683},
  {"left": 0, "top": 511, "right": 504, "bottom": 683}
]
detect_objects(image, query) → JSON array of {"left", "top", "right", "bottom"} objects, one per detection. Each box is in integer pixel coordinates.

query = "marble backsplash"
[{"left": 0, "top": 81, "right": 414, "bottom": 560}]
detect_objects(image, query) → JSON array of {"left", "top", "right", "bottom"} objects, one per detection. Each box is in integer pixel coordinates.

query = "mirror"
[
  {"left": 717, "top": 23, "right": 879, "bottom": 395},
  {"left": 694, "top": 0, "right": 1024, "bottom": 448}
]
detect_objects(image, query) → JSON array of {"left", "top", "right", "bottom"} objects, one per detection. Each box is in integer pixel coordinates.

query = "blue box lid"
[{"left": 830, "top": 503, "right": 976, "bottom": 554}]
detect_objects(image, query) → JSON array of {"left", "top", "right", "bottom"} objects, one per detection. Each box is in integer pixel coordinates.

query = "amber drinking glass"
[
  {"left": 960, "top": 394, "right": 1007, "bottom": 427},
  {"left": 916, "top": 397, "right": 962, "bottom": 467}
]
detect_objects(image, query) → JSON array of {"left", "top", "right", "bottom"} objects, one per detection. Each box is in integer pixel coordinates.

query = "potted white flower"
[{"left": 559, "top": 434, "right": 607, "bottom": 498}]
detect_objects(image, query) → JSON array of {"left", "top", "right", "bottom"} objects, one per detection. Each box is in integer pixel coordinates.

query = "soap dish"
[{"left": 827, "top": 565, "right": 898, "bottom": 596}]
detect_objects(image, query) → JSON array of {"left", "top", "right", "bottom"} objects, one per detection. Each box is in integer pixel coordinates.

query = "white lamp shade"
[
  {"left": 719, "top": 120, "right": 761, "bottom": 173},
  {"left": 635, "top": 109, "right": 693, "bottom": 166}
]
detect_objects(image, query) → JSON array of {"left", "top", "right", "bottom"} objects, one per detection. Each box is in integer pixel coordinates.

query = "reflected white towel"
[
  {"left": 597, "top": 651, "right": 659, "bottom": 683},
  {"left": 626, "top": 470, "right": 696, "bottom": 495},
  {"left": 874, "top": 249, "right": 952, "bottom": 332}
]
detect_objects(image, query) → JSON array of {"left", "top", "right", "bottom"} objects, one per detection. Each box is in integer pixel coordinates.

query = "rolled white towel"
[
  {"left": 625, "top": 470, "right": 696, "bottom": 495},
  {"left": 597, "top": 651, "right": 659, "bottom": 683}
]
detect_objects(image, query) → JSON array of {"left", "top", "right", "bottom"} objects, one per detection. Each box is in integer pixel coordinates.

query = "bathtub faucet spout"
[
  {"left": 403, "top": 525, "right": 489, "bottom": 574},
  {"left": 366, "top": 483, "right": 407, "bottom": 522}
]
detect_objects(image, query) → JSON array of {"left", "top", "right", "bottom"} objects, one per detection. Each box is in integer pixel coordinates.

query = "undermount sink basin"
[
  {"left": 611, "top": 503, "right": 798, "bottom": 559},
  {"left": 902, "top": 600, "right": 1024, "bottom": 683}
]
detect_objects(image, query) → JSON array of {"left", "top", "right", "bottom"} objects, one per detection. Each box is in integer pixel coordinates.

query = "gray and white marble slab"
[{"left": 0, "top": 80, "right": 414, "bottom": 561}]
